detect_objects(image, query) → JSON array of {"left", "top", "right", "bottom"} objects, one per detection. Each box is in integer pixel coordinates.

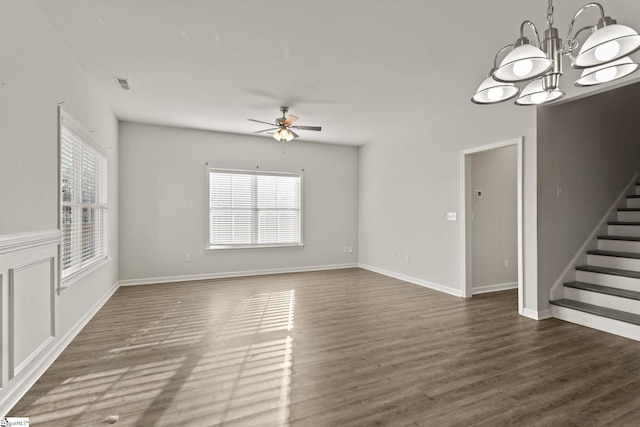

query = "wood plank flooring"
[{"left": 9, "top": 268, "right": 640, "bottom": 426}]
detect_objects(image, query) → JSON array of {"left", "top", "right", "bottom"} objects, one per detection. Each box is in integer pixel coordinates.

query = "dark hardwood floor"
[{"left": 10, "top": 268, "right": 640, "bottom": 426}]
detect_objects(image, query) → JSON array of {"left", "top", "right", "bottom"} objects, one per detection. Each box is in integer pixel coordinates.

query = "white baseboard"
[
  {"left": 523, "top": 307, "right": 553, "bottom": 320},
  {"left": 472, "top": 282, "right": 518, "bottom": 295},
  {"left": 358, "top": 263, "right": 462, "bottom": 297},
  {"left": 119, "top": 263, "right": 359, "bottom": 286},
  {"left": 0, "top": 280, "right": 120, "bottom": 417}
]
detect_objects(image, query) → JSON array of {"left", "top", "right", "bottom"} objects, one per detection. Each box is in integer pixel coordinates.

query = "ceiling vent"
[{"left": 114, "top": 77, "right": 131, "bottom": 90}]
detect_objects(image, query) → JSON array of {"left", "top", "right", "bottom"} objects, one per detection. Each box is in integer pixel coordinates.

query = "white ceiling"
[{"left": 35, "top": 0, "right": 640, "bottom": 146}]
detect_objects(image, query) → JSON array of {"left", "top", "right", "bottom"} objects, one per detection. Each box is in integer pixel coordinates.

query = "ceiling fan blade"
[
  {"left": 289, "top": 130, "right": 300, "bottom": 139},
  {"left": 291, "top": 125, "right": 322, "bottom": 131},
  {"left": 253, "top": 128, "right": 278, "bottom": 134},
  {"left": 283, "top": 115, "right": 299, "bottom": 126},
  {"left": 248, "top": 118, "right": 277, "bottom": 126}
]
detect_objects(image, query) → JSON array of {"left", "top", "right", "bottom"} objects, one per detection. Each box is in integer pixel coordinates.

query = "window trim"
[
  {"left": 206, "top": 167, "right": 304, "bottom": 250},
  {"left": 58, "top": 108, "right": 109, "bottom": 285}
]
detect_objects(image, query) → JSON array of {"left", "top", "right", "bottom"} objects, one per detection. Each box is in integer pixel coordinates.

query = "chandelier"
[{"left": 472, "top": 1, "right": 640, "bottom": 105}]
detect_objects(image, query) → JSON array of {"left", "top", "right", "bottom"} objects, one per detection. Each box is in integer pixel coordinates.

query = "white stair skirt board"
[
  {"left": 587, "top": 254, "right": 640, "bottom": 271},
  {"left": 598, "top": 238, "right": 640, "bottom": 253},
  {"left": 564, "top": 287, "right": 640, "bottom": 313},
  {"left": 472, "top": 282, "right": 517, "bottom": 295},
  {"left": 551, "top": 305, "right": 640, "bottom": 341}
]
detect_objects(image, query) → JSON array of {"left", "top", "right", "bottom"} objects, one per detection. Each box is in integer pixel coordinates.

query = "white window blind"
[
  {"left": 209, "top": 169, "right": 302, "bottom": 248},
  {"left": 60, "top": 112, "right": 109, "bottom": 279}
]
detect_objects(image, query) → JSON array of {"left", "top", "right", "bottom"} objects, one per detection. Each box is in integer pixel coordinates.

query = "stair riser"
[
  {"left": 587, "top": 254, "right": 640, "bottom": 271},
  {"left": 575, "top": 270, "right": 640, "bottom": 292},
  {"left": 618, "top": 211, "right": 640, "bottom": 222},
  {"left": 626, "top": 198, "right": 640, "bottom": 208},
  {"left": 551, "top": 305, "right": 640, "bottom": 341},
  {"left": 608, "top": 225, "right": 640, "bottom": 236},
  {"left": 598, "top": 239, "right": 640, "bottom": 253},
  {"left": 564, "top": 287, "right": 640, "bottom": 313}
]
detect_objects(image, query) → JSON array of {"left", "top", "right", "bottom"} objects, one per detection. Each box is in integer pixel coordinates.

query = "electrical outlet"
[
  {"left": 185, "top": 254, "right": 191, "bottom": 262},
  {"left": 504, "top": 259, "right": 508, "bottom": 269},
  {"left": 348, "top": 247, "right": 353, "bottom": 254},
  {"left": 447, "top": 212, "right": 457, "bottom": 221}
]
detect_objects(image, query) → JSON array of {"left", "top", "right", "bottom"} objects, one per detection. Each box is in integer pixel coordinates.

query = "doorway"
[{"left": 461, "top": 138, "right": 524, "bottom": 315}]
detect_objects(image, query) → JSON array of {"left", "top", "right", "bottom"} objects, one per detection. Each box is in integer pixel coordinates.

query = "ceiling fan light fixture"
[
  {"left": 575, "top": 56, "right": 639, "bottom": 86},
  {"left": 574, "top": 23, "right": 640, "bottom": 68},
  {"left": 273, "top": 127, "right": 294, "bottom": 142}
]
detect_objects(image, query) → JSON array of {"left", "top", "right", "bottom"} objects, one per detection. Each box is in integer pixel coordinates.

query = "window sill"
[
  {"left": 59, "top": 257, "right": 112, "bottom": 293},
  {"left": 206, "top": 243, "right": 304, "bottom": 251}
]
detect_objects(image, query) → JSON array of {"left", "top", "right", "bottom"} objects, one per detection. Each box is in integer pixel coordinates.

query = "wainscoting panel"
[
  {"left": 0, "top": 230, "right": 60, "bottom": 391},
  {"left": 8, "top": 257, "right": 55, "bottom": 379}
]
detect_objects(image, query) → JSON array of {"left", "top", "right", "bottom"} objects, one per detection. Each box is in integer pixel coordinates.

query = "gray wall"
[
  {"left": 358, "top": 101, "right": 540, "bottom": 313},
  {"left": 0, "top": 0, "right": 119, "bottom": 330},
  {"left": 537, "top": 82, "right": 640, "bottom": 307},
  {"left": 0, "top": 0, "right": 119, "bottom": 412},
  {"left": 470, "top": 145, "right": 518, "bottom": 291},
  {"left": 119, "top": 122, "right": 359, "bottom": 283}
]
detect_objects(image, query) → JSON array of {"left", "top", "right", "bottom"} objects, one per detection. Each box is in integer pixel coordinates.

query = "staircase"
[{"left": 550, "top": 185, "right": 640, "bottom": 341}]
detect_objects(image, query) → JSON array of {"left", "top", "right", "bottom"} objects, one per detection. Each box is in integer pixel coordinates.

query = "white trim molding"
[
  {"left": 461, "top": 137, "right": 524, "bottom": 315},
  {"left": 472, "top": 282, "right": 518, "bottom": 295},
  {"left": 359, "top": 264, "right": 463, "bottom": 298},
  {"left": 0, "top": 230, "right": 61, "bottom": 256},
  {"left": 524, "top": 308, "right": 553, "bottom": 320},
  {"left": 119, "top": 263, "right": 359, "bottom": 286}
]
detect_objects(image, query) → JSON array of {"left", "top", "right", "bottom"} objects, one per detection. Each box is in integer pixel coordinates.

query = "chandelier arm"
[
  {"left": 520, "top": 20, "right": 543, "bottom": 48},
  {"left": 563, "top": 25, "right": 596, "bottom": 56},
  {"left": 565, "top": 3, "right": 605, "bottom": 53},
  {"left": 492, "top": 45, "right": 515, "bottom": 69}
]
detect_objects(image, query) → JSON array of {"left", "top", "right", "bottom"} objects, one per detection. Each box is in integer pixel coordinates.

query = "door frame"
[{"left": 460, "top": 137, "right": 524, "bottom": 315}]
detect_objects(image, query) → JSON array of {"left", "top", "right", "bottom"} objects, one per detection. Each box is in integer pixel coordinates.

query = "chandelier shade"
[
  {"left": 471, "top": 76, "right": 520, "bottom": 104},
  {"left": 573, "top": 24, "right": 640, "bottom": 68},
  {"left": 472, "top": 1, "right": 640, "bottom": 107},
  {"left": 493, "top": 43, "right": 554, "bottom": 82},
  {"left": 515, "top": 79, "right": 564, "bottom": 106},
  {"left": 575, "top": 56, "right": 639, "bottom": 86}
]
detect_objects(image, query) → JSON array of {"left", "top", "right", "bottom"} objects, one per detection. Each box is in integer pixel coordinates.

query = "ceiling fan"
[{"left": 248, "top": 106, "right": 322, "bottom": 142}]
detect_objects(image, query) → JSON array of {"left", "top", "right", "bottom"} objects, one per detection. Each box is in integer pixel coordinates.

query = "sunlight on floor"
[{"left": 20, "top": 289, "right": 297, "bottom": 426}]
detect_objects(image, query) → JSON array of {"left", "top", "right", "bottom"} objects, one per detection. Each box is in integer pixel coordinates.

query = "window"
[
  {"left": 60, "top": 111, "right": 109, "bottom": 279},
  {"left": 208, "top": 169, "right": 302, "bottom": 248}
]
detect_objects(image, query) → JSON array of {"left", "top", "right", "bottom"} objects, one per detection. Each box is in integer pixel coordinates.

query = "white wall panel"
[{"left": 9, "top": 257, "right": 55, "bottom": 379}]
